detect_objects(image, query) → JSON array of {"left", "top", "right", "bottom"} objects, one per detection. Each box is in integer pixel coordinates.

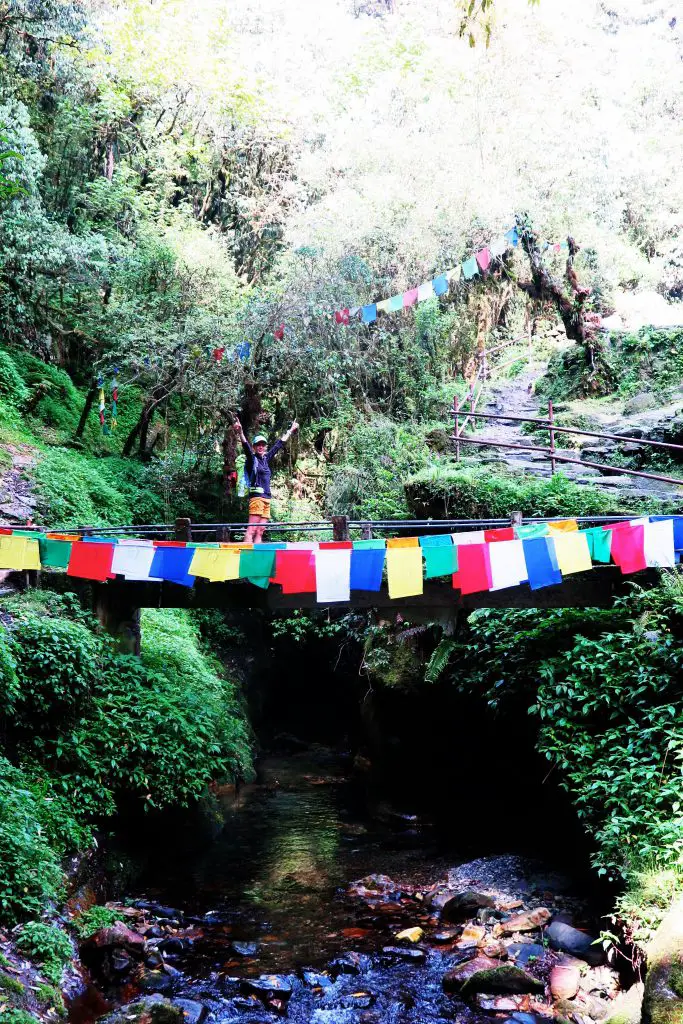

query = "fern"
[{"left": 424, "top": 638, "right": 457, "bottom": 683}]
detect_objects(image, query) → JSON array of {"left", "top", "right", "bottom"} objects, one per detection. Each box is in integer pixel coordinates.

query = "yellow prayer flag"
[
  {"left": 0, "top": 536, "right": 32, "bottom": 569},
  {"left": 189, "top": 548, "right": 241, "bottom": 581},
  {"left": 386, "top": 537, "right": 420, "bottom": 549},
  {"left": 23, "top": 539, "right": 41, "bottom": 570},
  {"left": 386, "top": 547, "right": 424, "bottom": 599},
  {"left": 547, "top": 519, "right": 579, "bottom": 534},
  {"left": 552, "top": 533, "right": 592, "bottom": 575}
]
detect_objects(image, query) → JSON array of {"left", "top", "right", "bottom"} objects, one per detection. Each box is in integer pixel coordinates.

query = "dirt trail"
[{"left": 0, "top": 444, "right": 39, "bottom": 524}]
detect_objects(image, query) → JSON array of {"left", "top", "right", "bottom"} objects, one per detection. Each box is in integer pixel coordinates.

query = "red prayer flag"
[
  {"left": 457, "top": 543, "right": 493, "bottom": 595},
  {"left": 153, "top": 541, "right": 187, "bottom": 547},
  {"left": 484, "top": 527, "right": 515, "bottom": 543},
  {"left": 213, "top": 346, "right": 226, "bottom": 362},
  {"left": 335, "top": 309, "right": 350, "bottom": 325},
  {"left": 610, "top": 525, "right": 646, "bottom": 574},
  {"left": 272, "top": 549, "right": 316, "bottom": 593},
  {"left": 273, "top": 324, "right": 285, "bottom": 341},
  {"left": 0, "top": 528, "right": 12, "bottom": 536},
  {"left": 67, "top": 541, "right": 115, "bottom": 582},
  {"left": 403, "top": 289, "right": 418, "bottom": 308},
  {"left": 476, "top": 248, "right": 491, "bottom": 272},
  {"left": 319, "top": 542, "right": 353, "bottom": 549}
]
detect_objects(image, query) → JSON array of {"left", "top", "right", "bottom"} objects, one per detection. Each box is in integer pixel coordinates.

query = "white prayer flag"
[
  {"left": 316, "top": 549, "right": 351, "bottom": 603},
  {"left": 489, "top": 539, "right": 528, "bottom": 590},
  {"left": 644, "top": 519, "right": 675, "bottom": 568},
  {"left": 417, "top": 281, "right": 435, "bottom": 302}
]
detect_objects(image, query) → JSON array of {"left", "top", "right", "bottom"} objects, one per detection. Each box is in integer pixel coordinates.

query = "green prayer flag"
[
  {"left": 515, "top": 523, "right": 550, "bottom": 539},
  {"left": 247, "top": 576, "right": 271, "bottom": 589},
  {"left": 38, "top": 537, "right": 72, "bottom": 569},
  {"left": 352, "top": 539, "right": 386, "bottom": 549},
  {"left": 583, "top": 527, "right": 612, "bottom": 563},
  {"left": 240, "top": 548, "right": 277, "bottom": 579},
  {"left": 423, "top": 545, "right": 458, "bottom": 579}
]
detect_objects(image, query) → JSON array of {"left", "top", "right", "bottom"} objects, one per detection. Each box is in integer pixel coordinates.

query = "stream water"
[{"left": 69, "top": 748, "right": 605, "bottom": 1024}]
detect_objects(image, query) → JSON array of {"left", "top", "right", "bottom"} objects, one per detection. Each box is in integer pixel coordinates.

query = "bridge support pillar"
[{"left": 93, "top": 586, "right": 141, "bottom": 656}]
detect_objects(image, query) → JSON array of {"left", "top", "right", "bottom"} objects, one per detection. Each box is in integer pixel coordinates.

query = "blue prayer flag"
[
  {"left": 350, "top": 541, "right": 386, "bottom": 591},
  {"left": 505, "top": 227, "right": 519, "bottom": 247},
  {"left": 150, "top": 547, "right": 196, "bottom": 588},
  {"left": 432, "top": 274, "right": 449, "bottom": 296},
  {"left": 361, "top": 304, "right": 377, "bottom": 324},
  {"left": 521, "top": 537, "right": 562, "bottom": 590}
]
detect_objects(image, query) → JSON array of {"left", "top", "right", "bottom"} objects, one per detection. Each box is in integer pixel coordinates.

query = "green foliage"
[
  {"left": 34, "top": 982, "right": 65, "bottom": 1013},
  {"left": 73, "top": 904, "right": 125, "bottom": 939},
  {"left": 406, "top": 463, "right": 668, "bottom": 519},
  {"left": 0, "top": 973, "right": 26, "bottom": 998},
  {"left": 0, "top": 352, "right": 29, "bottom": 407},
  {"left": 1, "top": 1011, "right": 39, "bottom": 1024},
  {"left": 326, "top": 417, "right": 433, "bottom": 519},
  {"left": 15, "top": 923, "right": 71, "bottom": 985}
]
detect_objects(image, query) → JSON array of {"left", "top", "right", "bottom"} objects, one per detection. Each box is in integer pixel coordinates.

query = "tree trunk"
[
  {"left": 122, "top": 377, "right": 175, "bottom": 458},
  {"left": 74, "top": 384, "right": 97, "bottom": 439}
]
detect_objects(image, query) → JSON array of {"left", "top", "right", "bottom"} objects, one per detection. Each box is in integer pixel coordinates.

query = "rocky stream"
[{"left": 65, "top": 750, "right": 631, "bottom": 1024}]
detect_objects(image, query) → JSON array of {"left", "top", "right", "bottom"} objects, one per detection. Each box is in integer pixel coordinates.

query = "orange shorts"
[{"left": 248, "top": 497, "right": 271, "bottom": 519}]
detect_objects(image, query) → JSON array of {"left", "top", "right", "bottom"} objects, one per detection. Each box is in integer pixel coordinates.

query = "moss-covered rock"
[
  {"left": 642, "top": 898, "right": 683, "bottom": 1024},
  {"left": 98, "top": 995, "right": 184, "bottom": 1024}
]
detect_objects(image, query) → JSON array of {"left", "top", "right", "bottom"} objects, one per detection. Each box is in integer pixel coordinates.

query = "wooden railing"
[{"left": 451, "top": 404, "right": 683, "bottom": 488}]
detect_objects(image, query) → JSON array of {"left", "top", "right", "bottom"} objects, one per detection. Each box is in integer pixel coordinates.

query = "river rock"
[
  {"left": 461, "top": 964, "right": 546, "bottom": 996},
  {"left": 604, "top": 982, "right": 643, "bottom": 1024},
  {"left": 441, "top": 890, "right": 496, "bottom": 922},
  {"left": 133, "top": 902, "right": 182, "bottom": 920},
  {"left": 474, "top": 994, "right": 525, "bottom": 1011},
  {"left": 329, "top": 952, "right": 366, "bottom": 977},
  {"left": 546, "top": 921, "right": 605, "bottom": 965},
  {"left": 138, "top": 969, "right": 174, "bottom": 994},
  {"left": 458, "top": 924, "right": 486, "bottom": 946},
  {"left": 379, "top": 946, "right": 426, "bottom": 964},
  {"left": 395, "top": 927, "right": 423, "bottom": 943},
  {"left": 311, "top": 1011, "right": 360, "bottom": 1024},
  {"left": 642, "top": 896, "right": 683, "bottom": 1024},
  {"left": 495, "top": 908, "right": 552, "bottom": 935},
  {"left": 507, "top": 943, "right": 547, "bottom": 966},
  {"left": 98, "top": 995, "right": 183, "bottom": 1024},
  {"left": 550, "top": 963, "right": 581, "bottom": 1000},
  {"left": 231, "top": 941, "right": 258, "bottom": 957},
  {"left": 171, "top": 999, "right": 208, "bottom": 1024},
  {"left": 443, "top": 955, "right": 501, "bottom": 993},
  {"left": 300, "top": 968, "right": 333, "bottom": 987},
  {"left": 432, "top": 928, "right": 461, "bottom": 943},
  {"left": 159, "top": 937, "right": 186, "bottom": 954},
  {"left": 83, "top": 922, "right": 146, "bottom": 955},
  {"left": 482, "top": 940, "right": 509, "bottom": 959},
  {"left": 349, "top": 874, "right": 397, "bottom": 898},
  {"left": 242, "top": 974, "right": 293, "bottom": 1001}
]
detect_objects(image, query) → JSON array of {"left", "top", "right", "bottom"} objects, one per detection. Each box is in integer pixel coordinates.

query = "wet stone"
[
  {"left": 496, "top": 908, "right": 552, "bottom": 935},
  {"left": 300, "top": 968, "right": 334, "bottom": 988},
  {"left": 546, "top": 921, "right": 605, "bottom": 966},
  {"left": 329, "top": 953, "right": 366, "bottom": 977},
  {"left": 134, "top": 902, "right": 183, "bottom": 921},
  {"left": 171, "top": 999, "right": 208, "bottom": 1024},
  {"left": 506, "top": 942, "right": 547, "bottom": 966},
  {"left": 378, "top": 945, "right": 426, "bottom": 964},
  {"left": 159, "top": 937, "right": 187, "bottom": 954},
  {"left": 138, "top": 969, "right": 175, "bottom": 994},
  {"left": 432, "top": 928, "right": 461, "bottom": 943},
  {"left": 441, "top": 890, "right": 496, "bottom": 923},
  {"left": 241, "top": 975, "right": 294, "bottom": 1000},
  {"left": 311, "top": 1010, "right": 360, "bottom": 1024},
  {"left": 461, "top": 964, "right": 545, "bottom": 996},
  {"left": 231, "top": 941, "right": 259, "bottom": 957}
]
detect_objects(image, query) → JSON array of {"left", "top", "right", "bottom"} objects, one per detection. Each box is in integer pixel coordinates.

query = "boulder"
[
  {"left": 460, "top": 964, "right": 545, "bottom": 996},
  {"left": 458, "top": 925, "right": 487, "bottom": 947},
  {"left": 241, "top": 975, "right": 293, "bottom": 1001},
  {"left": 507, "top": 943, "right": 547, "bottom": 966},
  {"left": 98, "top": 995, "right": 183, "bottom": 1024},
  {"left": 546, "top": 921, "right": 605, "bottom": 966},
  {"left": 550, "top": 963, "right": 581, "bottom": 1000},
  {"left": 329, "top": 952, "right": 365, "bottom": 977},
  {"left": 171, "top": 1000, "right": 207, "bottom": 1024},
  {"left": 83, "top": 923, "right": 146, "bottom": 955},
  {"left": 137, "top": 970, "right": 174, "bottom": 994},
  {"left": 605, "top": 982, "right": 644, "bottom": 1024},
  {"left": 300, "top": 968, "right": 333, "bottom": 988},
  {"left": 443, "top": 954, "right": 502, "bottom": 993},
  {"left": 642, "top": 897, "right": 683, "bottom": 1024},
  {"left": 496, "top": 908, "right": 552, "bottom": 936},
  {"left": 441, "top": 890, "right": 496, "bottom": 923}
]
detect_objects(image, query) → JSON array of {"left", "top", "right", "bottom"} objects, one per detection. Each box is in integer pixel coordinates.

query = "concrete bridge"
[{"left": 8, "top": 514, "right": 662, "bottom": 654}]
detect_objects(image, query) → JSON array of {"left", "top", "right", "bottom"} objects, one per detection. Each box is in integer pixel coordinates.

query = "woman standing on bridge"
[{"left": 233, "top": 417, "right": 298, "bottom": 544}]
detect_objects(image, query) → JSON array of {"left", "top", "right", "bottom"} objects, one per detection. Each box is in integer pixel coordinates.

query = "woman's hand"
[{"left": 290, "top": 420, "right": 299, "bottom": 434}]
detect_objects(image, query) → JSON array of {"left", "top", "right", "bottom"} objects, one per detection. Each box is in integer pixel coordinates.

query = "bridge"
[{"left": 7, "top": 514, "right": 667, "bottom": 654}]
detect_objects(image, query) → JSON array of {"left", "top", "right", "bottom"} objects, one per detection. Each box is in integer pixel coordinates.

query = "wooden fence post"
[
  {"left": 548, "top": 401, "right": 556, "bottom": 477},
  {"left": 362, "top": 524, "right": 373, "bottom": 540},
  {"left": 454, "top": 394, "right": 460, "bottom": 462},
  {"left": 510, "top": 511, "right": 523, "bottom": 530},
  {"left": 331, "top": 516, "right": 350, "bottom": 541},
  {"left": 175, "top": 517, "right": 193, "bottom": 542}
]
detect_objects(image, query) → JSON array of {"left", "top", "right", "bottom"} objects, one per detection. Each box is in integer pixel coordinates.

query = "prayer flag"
[
  {"left": 505, "top": 227, "right": 519, "bottom": 247},
  {"left": 386, "top": 537, "right": 420, "bottom": 548},
  {"left": 39, "top": 537, "right": 72, "bottom": 569},
  {"left": 583, "top": 527, "right": 612, "bottom": 563},
  {"left": 361, "top": 304, "right": 377, "bottom": 324},
  {"left": 553, "top": 243, "right": 561, "bottom": 254},
  {"left": 651, "top": 516, "right": 683, "bottom": 551},
  {"left": 388, "top": 294, "right": 404, "bottom": 312},
  {"left": 335, "top": 309, "right": 350, "bottom": 325},
  {"left": 522, "top": 537, "right": 562, "bottom": 589},
  {"left": 403, "top": 289, "right": 418, "bottom": 308},
  {"left": 386, "top": 546, "right": 423, "bottom": 599},
  {"left": 490, "top": 236, "right": 508, "bottom": 258},
  {"left": 316, "top": 547, "right": 352, "bottom": 603},
  {"left": 273, "top": 549, "right": 316, "bottom": 593},
  {"left": 462, "top": 257, "right": 479, "bottom": 280},
  {"left": 67, "top": 541, "right": 115, "bottom": 582},
  {"left": 189, "top": 548, "right": 240, "bottom": 581},
  {"left": 476, "top": 248, "right": 491, "bottom": 272},
  {"left": 552, "top": 532, "right": 592, "bottom": 575},
  {"left": 376, "top": 299, "right": 391, "bottom": 314},
  {"left": 350, "top": 540, "right": 386, "bottom": 591},
  {"left": 489, "top": 539, "right": 528, "bottom": 590},
  {"left": 0, "top": 536, "right": 33, "bottom": 569},
  {"left": 456, "top": 543, "right": 492, "bottom": 594},
  {"left": 446, "top": 266, "right": 462, "bottom": 283},
  {"left": 609, "top": 525, "right": 646, "bottom": 575},
  {"left": 432, "top": 274, "right": 449, "bottom": 297},
  {"left": 484, "top": 527, "right": 515, "bottom": 543},
  {"left": 419, "top": 535, "right": 458, "bottom": 579},
  {"left": 111, "top": 543, "right": 159, "bottom": 581},
  {"left": 547, "top": 519, "right": 579, "bottom": 534},
  {"left": 149, "top": 547, "right": 195, "bottom": 587},
  {"left": 23, "top": 539, "right": 41, "bottom": 570},
  {"left": 273, "top": 324, "right": 285, "bottom": 341},
  {"left": 452, "top": 530, "right": 486, "bottom": 545},
  {"left": 643, "top": 519, "right": 675, "bottom": 568},
  {"left": 417, "top": 281, "right": 434, "bottom": 302},
  {"left": 515, "top": 522, "right": 550, "bottom": 539},
  {"left": 239, "top": 547, "right": 278, "bottom": 580}
]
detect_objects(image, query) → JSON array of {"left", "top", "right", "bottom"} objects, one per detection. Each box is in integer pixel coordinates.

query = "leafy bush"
[
  {"left": 34, "top": 448, "right": 131, "bottom": 527},
  {"left": 73, "top": 905, "right": 125, "bottom": 939},
  {"left": 15, "top": 923, "right": 72, "bottom": 985},
  {"left": 0, "top": 351, "right": 29, "bottom": 407}
]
